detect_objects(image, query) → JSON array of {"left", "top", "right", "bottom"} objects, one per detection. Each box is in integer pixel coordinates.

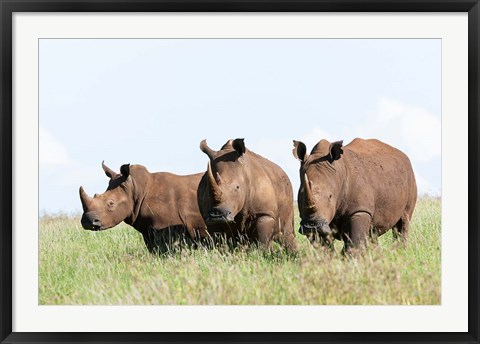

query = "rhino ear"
[
  {"left": 328, "top": 141, "right": 344, "bottom": 163},
  {"left": 292, "top": 140, "right": 308, "bottom": 162},
  {"left": 102, "top": 161, "right": 118, "bottom": 179},
  {"left": 232, "top": 138, "right": 246, "bottom": 156},
  {"left": 120, "top": 164, "right": 130, "bottom": 177},
  {"left": 200, "top": 139, "right": 216, "bottom": 160},
  {"left": 221, "top": 139, "right": 234, "bottom": 150}
]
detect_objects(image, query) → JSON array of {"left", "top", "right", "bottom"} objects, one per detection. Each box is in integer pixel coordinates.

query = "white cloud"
[
  {"left": 298, "top": 127, "right": 333, "bottom": 150},
  {"left": 250, "top": 128, "right": 335, "bottom": 200},
  {"left": 413, "top": 168, "right": 441, "bottom": 196},
  {"left": 251, "top": 100, "right": 441, "bottom": 197},
  {"left": 352, "top": 97, "right": 441, "bottom": 163},
  {"left": 251, "top": 138, "right": 295, "bottom": 172},
  {"left": 39, "top": 127, "right": 69, "bottom": 166},
  {"left": 344, "top": 98, "right": 441, "bottom": 195},
  {"left": 287, "top": 99, "right": 440, "bottom": 167},
  {"left": 251, "top": 127, "right": 334, "bottom": 173}
]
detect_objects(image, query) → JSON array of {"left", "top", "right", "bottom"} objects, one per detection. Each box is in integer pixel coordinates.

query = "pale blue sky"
[{"left": 39, "top": 39, "right": 441, "bottom": 214}]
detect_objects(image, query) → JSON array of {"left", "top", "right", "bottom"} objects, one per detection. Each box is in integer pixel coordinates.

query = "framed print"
[{"left": 1, "top": 0, "right": 479, "bottom": 343}]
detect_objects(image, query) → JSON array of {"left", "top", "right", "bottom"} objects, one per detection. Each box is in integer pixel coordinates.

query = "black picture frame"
[{"left": 1, "top": 1, "right": 479, "bottom": 343}]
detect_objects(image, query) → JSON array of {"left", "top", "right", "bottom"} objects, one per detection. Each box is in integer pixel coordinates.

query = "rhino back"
[
  {"left": 140, "top": 172, "right": 206, "bottom": 233},
  {"left": 244, "top": 151, "right": 294, "bottom": 219},
  {"left": 342, "top": 138, "right": 417, "bottom": 230}
]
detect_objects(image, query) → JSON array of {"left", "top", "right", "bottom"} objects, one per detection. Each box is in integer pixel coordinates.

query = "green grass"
[{"left": 39, "top": 197, "right": 441, "bottom": 305}]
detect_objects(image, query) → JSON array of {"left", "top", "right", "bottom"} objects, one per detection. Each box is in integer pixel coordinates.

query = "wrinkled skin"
[
  {"left": 292, "top": 138, "right": 417, "bottom": 253},
  {"left": 197, "top": 138, "right": 297, "bottom": 252},
  {"left": 79, "top": 162, "right": 207, "bottom": 253}
]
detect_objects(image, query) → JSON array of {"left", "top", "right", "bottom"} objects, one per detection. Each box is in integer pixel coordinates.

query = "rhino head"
[
  {"left": 292, "top": 139, "right": 344, "bottom": 240},
  {"left": 199, "top": 138, "right": 248, "bottom": 225},
  {"left": 79, "top": 162, "right": 134, "bottom": 231}
]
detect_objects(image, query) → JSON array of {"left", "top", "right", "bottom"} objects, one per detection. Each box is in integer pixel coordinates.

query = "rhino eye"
[
  {"left": 236, "top": 185, "right": 240, "bottom": 190},
  {"left": 107, "top": 200, "right": 115, "bottom": 208}
]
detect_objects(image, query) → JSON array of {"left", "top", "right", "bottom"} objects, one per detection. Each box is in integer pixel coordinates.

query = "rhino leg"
[
  {"left": 254, "top": 216, "right": 275, "bottom": 249},
  {"left": 276, "top": 213, "right": 297, "bottom": 253},
  {"left": 343, "top": 211, "right": 372, "bottom": 254},
  {"left": 306, "top": 233, "right": 334, "bottom": 253},
  {"left": 318, "top": 236, "right": 335, "bottom": 251},
  {"left": 392, "top": 213, "right": 411, "bottom": 243},
  {"left": 282, "top": 230, "right": 298, "bottom": 253},
  {"left": 142, "top": 227, "right": 190, "bottom": 254},
  {"left": 142, "top": 230, "right": 170, "bottom": 254}
]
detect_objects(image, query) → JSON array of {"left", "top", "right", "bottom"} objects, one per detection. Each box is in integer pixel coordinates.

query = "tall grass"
[{"left": 39, "top": 197, "right": 440, "bottom": 305}]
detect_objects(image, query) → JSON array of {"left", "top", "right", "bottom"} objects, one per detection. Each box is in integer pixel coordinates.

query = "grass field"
[{"left": 39, "top": 197, "right": 441, "bottom": 305}]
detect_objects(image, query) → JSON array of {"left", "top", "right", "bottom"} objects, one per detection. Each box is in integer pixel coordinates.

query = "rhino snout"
[
  {"left": 81, "top": 212, "right": 102, "bottom": 231},
  {"left": 299, "top": 219, "right": 331, "bottom": 236},
  {"left": 206, "top": 207, "right": 235, "bottom": 224}
]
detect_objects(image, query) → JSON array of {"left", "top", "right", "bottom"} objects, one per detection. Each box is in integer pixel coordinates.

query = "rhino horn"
[
  {"left": 304, "top": 174, "right": 317, "bottom": 212},
  {"left": 79, "top": 186, "right": 93, "bottom": 211},
  {"left": 207, "top": 161, "right": 222, "bottom": 202}
]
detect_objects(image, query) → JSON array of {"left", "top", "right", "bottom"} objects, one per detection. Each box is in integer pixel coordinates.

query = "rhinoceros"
[
  {"left": 79, "top": 162, "right": 207, "bottom": 253},
  {"left": 197, "top": 138, "right": 297, "bottom": 252},
  {"left": 292, "top": 138, "right": 417, "bottom": 252}
]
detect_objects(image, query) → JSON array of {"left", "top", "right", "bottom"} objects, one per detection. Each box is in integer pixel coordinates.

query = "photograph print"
[{"left": 39, "top": 38, "right": 441, "bottom": 305}]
